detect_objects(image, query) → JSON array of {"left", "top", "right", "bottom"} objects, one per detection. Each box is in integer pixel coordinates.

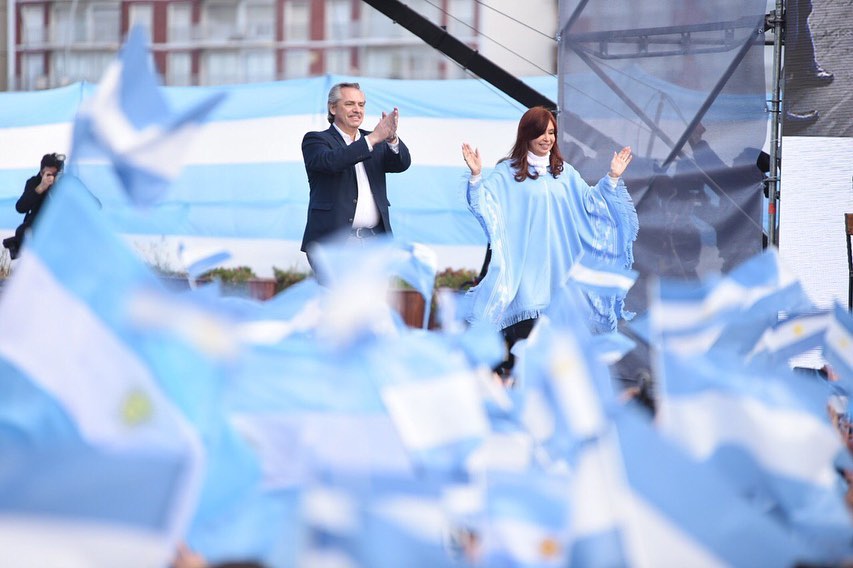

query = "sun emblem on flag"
[
  {"left": 551, "top": 346, "right": 582, "bottom": 378},
  {"left": 121, "top": 389, "right": 153, "bottom": 426},
  {"left": 792, "top": 323, "right": 804, "bottom": 337},
  {"left": 539, "top": 536, "right": 561, "bottom": 558}
]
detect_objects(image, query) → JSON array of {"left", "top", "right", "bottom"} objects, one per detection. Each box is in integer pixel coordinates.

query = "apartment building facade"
[{"left": 4, "top": 0, "right": 556, "bottom": 91}]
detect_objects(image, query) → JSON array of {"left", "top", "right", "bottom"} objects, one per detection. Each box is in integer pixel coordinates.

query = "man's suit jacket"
[{"left": 300, "top": 125, "right": 411, "bottom": 252}]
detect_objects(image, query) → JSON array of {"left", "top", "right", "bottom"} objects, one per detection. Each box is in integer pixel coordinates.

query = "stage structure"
[
  {"left": 558, "top": 0, "right": 774, "bottom": 313},
  {"left": 362, "top": 0, "right": 782, "bottom": 315}
]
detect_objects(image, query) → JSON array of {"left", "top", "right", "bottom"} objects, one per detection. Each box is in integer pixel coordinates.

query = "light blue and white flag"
[
  {"left": 380, "top": 367, "right": 491, "bottom": 476},
  {"left": 565, "top": 406, "right": 814, "bottom": 567},
  {"left": 513, "top": 316, "right": 614, "bottom": 462},
  {"left": 71, "top": 26, "right": 225, "bottom": 206},
  {"left": 823, "top": 303, "right": 853, "bottom": 394},
  {"left": 0, "top": 444, "right": 201, "bottom": 568},
  {"left": 566, "top": 254, "right": 638, "bottom": 298},
  {"left": 658, "top": 351, "right": 852, "bottom": 560},
  {"left": 612, "top": 407, "right": 813, "bottom": 567},
  {"left": 590, "top": 331, "right": 637, "bottom": 366},
  {"left": 178, "top": 242, "right": 232, "bottom": 284},
  {"left": 361, "top": 478, "right": 461, "bottom": 568},
  {"left": 746, "top": 311, "right": 829, "bottom": 368},
  {"left": 480, "top": 471, "right": 572, "bottom": 568},
  {"left": 0, "top": 179, "right": 205, "bottom": 564},
  {"left": 649, "top": 250, "right": 811, "bottom": 358},
  {"left": 308, "top": 235, "right": 407, "bottom": 342},
  {"left": 390, "top": 241, "right": 438, "bottom": 329},
  {"left": 299, "top": 475, "right": 460, "bottom": 568}
]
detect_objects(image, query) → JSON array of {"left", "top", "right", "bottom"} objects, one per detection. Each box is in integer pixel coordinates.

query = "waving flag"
[
  {"left": 658, "top": 350, "right": 852, "bottom": 560},
  {"left": 650, "top": 250, "right": 812, "bottom": 358},
  {"left": 71, "top": 26, "right": 225, "bottom": 206},
  {"left": 178, "top": 242, "right": 233, "bottom": 284},
  {"left": 0, "top": 178, "right": 205, "bottom": 564},
  {"left": 391, "top": 242, "right": 438, "bottom": 329},
  {"left": 380, "top": 364, "right": 490, "bottom": 476},
  {"left": 746, "top": 311, "right": 829, "bottom": 368},
  {"left": 612, "top": 408, "right": 813, "bottom": 567},
  {"left": 480, "top": 471, "right": 572, "bottom": 568},
  {"left": 590, "top": 331, "right": 637, "bottom": 366},
  {"left": 823, "top": 303, "right": 853, "bottom": 394},
  {"left": 299, "top": 476, "right": 460, "bottom": 568},
  {"left": 513, "top": 316, "right": 615, "bottom": 462},
  {"left": 566, "top": 254, "right": 638, "bottom": 298}
]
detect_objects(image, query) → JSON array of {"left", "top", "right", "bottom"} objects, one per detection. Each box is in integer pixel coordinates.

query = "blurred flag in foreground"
[
  {"left": 658, "top": 351, "right": 851, "bottom": 561},
  {"left": 71, "top": 25, "right": 224, "bottom": 206},
  {"left": 0, "top": 178, "right": 204, "bottom": 566}
]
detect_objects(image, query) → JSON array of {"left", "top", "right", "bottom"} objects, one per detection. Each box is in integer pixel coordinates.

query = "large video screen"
[
  {"left": 780, "top": 0, "right": 853, "bottom": 313},
  {"left": 782, "top": 0, "right": 852, "bottom": 137}
]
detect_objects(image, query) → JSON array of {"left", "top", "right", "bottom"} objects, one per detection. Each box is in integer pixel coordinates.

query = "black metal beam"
[
  {"left": 360, "top": 0, "right": 556, "bottom": 111},
  {"left": 660, "top": 22, "right": 763, "bottom": 168}
]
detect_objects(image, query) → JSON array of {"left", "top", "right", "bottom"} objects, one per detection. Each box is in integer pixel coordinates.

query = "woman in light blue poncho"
[{"left": 461, "top": 107, "right": 638, "bottom": 374}]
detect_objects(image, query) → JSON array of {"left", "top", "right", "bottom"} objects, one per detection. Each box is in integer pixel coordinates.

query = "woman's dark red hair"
[{"left": 505, "top": 107, "right": 564, "bottom": 182}]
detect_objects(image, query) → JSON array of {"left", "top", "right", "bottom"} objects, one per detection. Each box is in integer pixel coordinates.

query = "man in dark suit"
[{"left": 300, "top": 82, "right": 412, "bottom": 267}]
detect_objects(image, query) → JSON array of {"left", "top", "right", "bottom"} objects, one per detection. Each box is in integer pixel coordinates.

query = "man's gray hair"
[{"left": 327, "top": 82, "right": 362, "bottom": 124}]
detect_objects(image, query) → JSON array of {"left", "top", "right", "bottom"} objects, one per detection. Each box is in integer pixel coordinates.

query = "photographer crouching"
[{"left": 3, "top": 153, "right": 65, "bottom": 260}]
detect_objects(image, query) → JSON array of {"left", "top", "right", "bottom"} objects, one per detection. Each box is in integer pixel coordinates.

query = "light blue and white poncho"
[{"left": 464, "top": 151, "right": 638, "bottom": 333}]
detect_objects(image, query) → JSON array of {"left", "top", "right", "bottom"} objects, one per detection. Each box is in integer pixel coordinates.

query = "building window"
[
  {"left": 91, "top": 4, "right": 121, "bottom": 43},
  {"left": 50, "top": 3, "right": 120, "bottom": 45},
  {"left": 168, "top": 3, "right": 193, "bottom": 43},
  {"left": 50, "top": 5, "right": 76, "bottom": 44},
  {"left": 245, "top": 51, "right": 275, "bottom": 82},
  {"left": 246, "top": 1, "right": 275, "bottom": 40},
  {"left": 20, "top": 53, "right": 46, "bottom": 90},
  {"left": 283, "top": 0, "right": 309, "bottom": 41},
  {"left": 203, "top": 52, "right": 241, "bottom": 84},
  {"left": 202, "top": 0, "right": 274, "bottom": 41},
  {"left": 362, "top": 48, "right": 393, "bottom": 77},
  {"left": 204, "top": 2, "right": 239, "bottom": 41},
  {"left": 199, "top": 50, "right": 276, "bottom": 85},
  {"left": 52, "top": 51, "right": 115, "bottom": 85},
  {"left": 284, "top": 49, "right": 310, "bottom": 78},
  {"left": 406, "top": 0, "right": 441, "bottom": 28},
  {"left": 363, "top": 45, "right": 442, "bottom": 80},
  {"left": 167, "top": 52, "right": 192, "bottom": 85},
  {"left": 405, "top": 46, "right": 439, "bottom": 79},
  {"left": 128, "top": 3, "right": 154, "bottom": 38},
  {"left": 325, "top": 48, "right": 351, "bottom": 74},
  {"left": 361, "top": 4, "right": 404, "bottom": 39},
  {"left": 21, "top": 5, "right": 45, "bottom": 46},
  {"left": 446, "top": 0, "right": 475, "bottom": 37},
  {"left": 444, "top": 60, "right": 466, "bottom": 79},
  {"left": 325, "top": 0, "right": 353, "bottom": 40}
]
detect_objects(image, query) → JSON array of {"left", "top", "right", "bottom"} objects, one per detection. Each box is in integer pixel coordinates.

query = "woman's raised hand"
[
  {"left": 462, "top": 143, "right": 482, "bottom": 176},
  {"left": 609, "top": 146, "right": 633, "bottom": 178}
]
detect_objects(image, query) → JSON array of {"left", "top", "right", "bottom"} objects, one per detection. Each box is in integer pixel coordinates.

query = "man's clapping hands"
[{"left": 367, "top": 107, "right": 400, "bottom": 146}]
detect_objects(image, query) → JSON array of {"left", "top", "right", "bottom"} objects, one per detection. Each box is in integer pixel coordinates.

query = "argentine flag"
[
  {"left": 71, "top": 25, "right": 224, "bottom": 206},
  {"left": 0, "top": 174, "right": 204, "bottom": 566}
]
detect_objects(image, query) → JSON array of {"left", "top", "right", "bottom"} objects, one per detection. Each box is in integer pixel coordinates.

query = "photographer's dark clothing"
[
  {"left": 16, "top": 175, "right": 50, "bottom": 228},
  {"left": 3, "top": 175, "right": 49, "bottom": 259}
]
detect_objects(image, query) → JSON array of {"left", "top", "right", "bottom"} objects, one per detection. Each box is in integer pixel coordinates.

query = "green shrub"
[
  {"left": 273, "top": 267, "right": 310, "bottom": 293},
  {"left": 199, "top": 266, "right": 256, "bottom": 284},
  {"left": 434, "top": 267, "right": 478, "bottom": 291}
]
